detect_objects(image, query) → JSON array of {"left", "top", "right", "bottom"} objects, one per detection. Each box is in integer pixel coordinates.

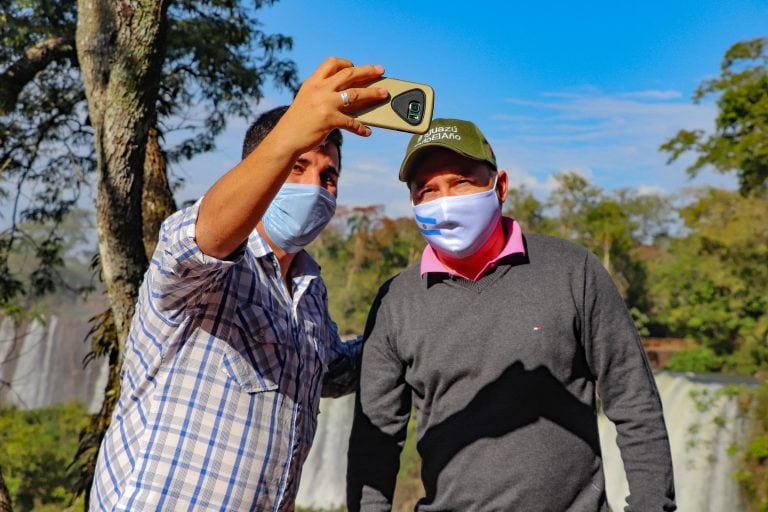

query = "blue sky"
[{"left": 174, "top": 0, "right": 768, "bottom": 217}]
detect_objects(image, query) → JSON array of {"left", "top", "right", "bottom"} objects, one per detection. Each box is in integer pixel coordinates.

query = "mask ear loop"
[{"left": 489, "top": 173, "right": 501, "bottom": 207}]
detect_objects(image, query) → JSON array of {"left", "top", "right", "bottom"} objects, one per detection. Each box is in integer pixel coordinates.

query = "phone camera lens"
[{"left": 407, "top": 101, "right": 422, "bottom": 120}]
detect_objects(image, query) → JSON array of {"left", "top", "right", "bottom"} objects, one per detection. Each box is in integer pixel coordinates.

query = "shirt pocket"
[
  {"left": 221, "top": 342, "right": 279, "bottom": 394},
  {"left": 221, "top": 304, "right": 289, "bottom": 393}
]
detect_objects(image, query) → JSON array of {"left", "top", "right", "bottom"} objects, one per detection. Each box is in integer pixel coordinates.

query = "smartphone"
[{"left": 354, "top": 77, "right": 434, "bottom": 134}]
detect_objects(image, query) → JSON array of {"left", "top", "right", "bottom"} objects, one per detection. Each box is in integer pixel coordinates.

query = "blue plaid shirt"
[{"left": 91, "top": 200, "right": 362, "bottom": 511}]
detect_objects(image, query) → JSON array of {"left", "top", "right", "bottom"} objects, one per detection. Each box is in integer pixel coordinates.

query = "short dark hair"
[{"left": 241, "top": 106, "right": 343, "bottom": 169}]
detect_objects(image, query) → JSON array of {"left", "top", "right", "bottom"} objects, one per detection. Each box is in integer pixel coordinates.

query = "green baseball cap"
[{"left": 398, "top": 118, "right": 497, "bottom": 182}]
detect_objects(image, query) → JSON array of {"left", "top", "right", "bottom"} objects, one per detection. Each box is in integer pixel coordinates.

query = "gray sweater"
[{"left": 347, "top": 233, "right": 676, "bottom": 512}]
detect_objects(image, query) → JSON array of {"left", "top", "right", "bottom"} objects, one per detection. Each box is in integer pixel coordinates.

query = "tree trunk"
[
  {"left": 602, "top": 237, "right": 612, "bottom": 276},
  {"left": 76, "top": 0, "right": 169, "bottom": 347},
  {"left": 74, "top": 3, "right": 170, "bottom": 505},
  {"left": 143, "top": 126, "right": 177, "bottom": 259},
  {"left": 0, "top": 465, "right": 11, "bottom": 512},
  {"left": 74, "top": 127, "right": 176, "bottom": 509}
]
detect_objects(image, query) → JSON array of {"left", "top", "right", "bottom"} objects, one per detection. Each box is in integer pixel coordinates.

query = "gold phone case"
[{"left": 354, "top": 77, "right": 434, "bottom": 134}]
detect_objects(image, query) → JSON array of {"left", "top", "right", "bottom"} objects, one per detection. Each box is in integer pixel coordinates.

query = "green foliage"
[
  {"left": 0, "top": 402, "right": 88, "bottom": 511},
  {"left": 748, "top": 436, "right": 768, "bottom": 463},
  {"left": 503, "top": 186, "right": 555, "bottom": 234},
  {"left": 161, "top": 0, "right": 298, "bottom": 163},
  {"left": 542, "top": 172, "right": 671, "bottom": 311},
  {"left": 0, "top": 0, "right": 298, "bottom": 313},
  {"left": 666, "top": 347, "right": 724, "bottom": 373},
  {"left": 661, "top": 37, "right": 768, "bottom": 194},
  {"left": 629, "top": 307, "right": 651, "bottom": 337},
  {"left": 309, "top": 206, "right": 424, "bottom": 335},
  {"left": 723, "top": 347, "right": 768, "bottom": 378},
  {"left": 732, "top": 381, "right": 768, "bottom": 510},
  {"left": 647, "top": 187, "right": 768, "bottom": 362}
]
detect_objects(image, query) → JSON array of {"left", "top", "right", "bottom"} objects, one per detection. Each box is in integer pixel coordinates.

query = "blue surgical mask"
[
  {"left": 412, "top": 177, "right": 501, "bottom": 258},
  {"left": 263, "top": 183, "right": 337, "bottom": 253}
]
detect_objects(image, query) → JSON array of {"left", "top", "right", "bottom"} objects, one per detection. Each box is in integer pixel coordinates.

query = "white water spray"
[{"left": 0, "top": 315, "right": 108, "bottom": 413}]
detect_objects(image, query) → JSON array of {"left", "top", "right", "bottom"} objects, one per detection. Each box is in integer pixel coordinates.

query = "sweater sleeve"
[
  {"left": 347, "top": 281, "right": 412, "bottom": 512},
  {"left": 581, "top": 251, "right": 676, "bottom": 511}
]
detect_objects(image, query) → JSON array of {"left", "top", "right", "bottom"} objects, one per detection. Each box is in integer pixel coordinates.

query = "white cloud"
[
  {"left": 489, "top": 88, "right": 730, "bottom": 194},
  {"left": 616, "top": 90, "right": 683, "bottom": 100},
  {"left": 636, "top": 185, "right": 666, "bottom": 196}
]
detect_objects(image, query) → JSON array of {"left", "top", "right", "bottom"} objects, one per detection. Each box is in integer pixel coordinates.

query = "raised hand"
[{"left": 276, "top": 57, "right": 389, "bottom": 153}]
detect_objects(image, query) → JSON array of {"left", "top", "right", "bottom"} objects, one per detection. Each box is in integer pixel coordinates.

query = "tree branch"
[{"left": 0, "top": 35, "right": 77, "bottom": 115}]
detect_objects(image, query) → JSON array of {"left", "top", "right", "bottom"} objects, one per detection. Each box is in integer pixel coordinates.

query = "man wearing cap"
[{"left": 346, "top": 119, "right": 676, "bottom": 511}]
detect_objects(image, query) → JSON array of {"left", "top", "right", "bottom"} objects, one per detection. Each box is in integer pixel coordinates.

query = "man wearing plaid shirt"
[{"left": 91, "top": 58, "right": 391, "bottom": 511}]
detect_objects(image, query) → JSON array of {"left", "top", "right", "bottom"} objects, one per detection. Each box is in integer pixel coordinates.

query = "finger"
[
  {"left": 338, "top": 86, "right": 389, "bottom": 111},
  {"left": 321, "top": 110, "right": 372, "bottom": 137},
  {"left": 328, "top": 64, "right": 385, "bottom": 90},
  {"left": 339, "top": 115, "right": 373, "bottom": 138},
  {"left": 313, "top": 56, "right": 355, "bottom": 79}
]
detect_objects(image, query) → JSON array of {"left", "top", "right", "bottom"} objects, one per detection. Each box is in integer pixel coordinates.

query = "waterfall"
[
  {"left": 0, "top": 314, "right": 108, "bottom": 413},
  {"left": 600, "top": 371, "right": 753, "bottom": 511},
  {"left": 297, "top": 371, "right": 755, "bottom": 511},
  {"left": 296, "top": 394, "right": 356, "bottom": 508}
]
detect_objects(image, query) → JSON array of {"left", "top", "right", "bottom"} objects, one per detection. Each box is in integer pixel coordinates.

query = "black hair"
[{"left": 241, "top": 106, "right": 343, "bottom": 169}]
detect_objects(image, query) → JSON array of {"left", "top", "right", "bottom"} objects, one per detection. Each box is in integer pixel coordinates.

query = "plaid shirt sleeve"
[
  {"left": 150, "top": 198, "right": 243, "bottom": 314},
  {"left": 321, "top": 327, "right": 363, "bottom": 397},
  {"left": 316, "top": 283, "right": 363, "bottom": 398}
]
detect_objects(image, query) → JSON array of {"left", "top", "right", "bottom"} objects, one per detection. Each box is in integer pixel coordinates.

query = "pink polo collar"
[{"left": 419, "top": 217, "right": 526, "bottom": 280}]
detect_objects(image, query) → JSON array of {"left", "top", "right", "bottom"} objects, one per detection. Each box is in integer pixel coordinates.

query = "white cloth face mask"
[{"left": 412, "top": 177, "right": 501, "bottom": 258}]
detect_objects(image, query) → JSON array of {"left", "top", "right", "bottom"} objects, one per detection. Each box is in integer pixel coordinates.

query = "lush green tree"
[
  {"left": 581, "top": 199, "right": 635, "bottom": 278},
  {"left": 545, "top": 172, "right": 655, "bottom": 307},
  {"left": 665, "top": 346, "right": 724, "bottom": 373},
  {"left": 310, "top": 206, "right": 423, "bottom": 335},
  {"left": 1, "top": 0, "right": 297, "bottom": 323},
  {"left": 0, "top": 1, "right": 86, "bottom": 315},
  {"left": 661, "top": 37, "right": 768, "bottom": 194},
  {"left": 503, "top": 185, "right": 555, "bottom": 234},
  {"left": 647, "top": 187, "right": 768, "bottom": 368},
  {"left": 609, "top": 190, "right": 676, "bottom": 313},
  {"left": 613, "top": 188, "right": 676, "bottom": 245},
  {"left": 547, "top": 171, "right": 603, "bottom": 240}
]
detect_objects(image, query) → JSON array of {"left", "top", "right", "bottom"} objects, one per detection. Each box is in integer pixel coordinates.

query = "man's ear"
[{"left": 496, "top": 169, "right": 509, "bottom": 204}]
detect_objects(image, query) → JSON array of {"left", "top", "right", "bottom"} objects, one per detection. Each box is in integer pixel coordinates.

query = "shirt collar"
[
  {"left": 419, "top": 216, "right": 526, "bottom": 280},
  {"left": 247, "top": 229, "right": 321, "bottom": 279}
]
